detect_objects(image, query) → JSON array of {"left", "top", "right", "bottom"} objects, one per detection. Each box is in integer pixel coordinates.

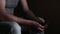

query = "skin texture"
[{"left": 0, "top": 0, "right": 45, "bottom": 31}]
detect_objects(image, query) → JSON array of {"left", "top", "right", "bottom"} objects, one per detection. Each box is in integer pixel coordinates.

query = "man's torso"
[
  {"left": 0, "top": 0, "right": 19, "bottom": 21},
  {"left": 6, "top": 0, "right": 19, "bottom": 14}
]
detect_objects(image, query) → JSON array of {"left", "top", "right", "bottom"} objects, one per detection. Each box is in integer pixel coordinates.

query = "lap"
[{"left": 0, "top": 21, "right": 21, "bottom": 34}]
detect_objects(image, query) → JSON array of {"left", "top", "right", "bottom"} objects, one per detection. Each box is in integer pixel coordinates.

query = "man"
[{"left": 0, "top": 0, "right": 45, "bottom": 34}]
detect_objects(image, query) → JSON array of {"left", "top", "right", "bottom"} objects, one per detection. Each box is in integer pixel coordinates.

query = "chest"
[{"left": 6, "top": 0, "right": 19, "bottom": 8}]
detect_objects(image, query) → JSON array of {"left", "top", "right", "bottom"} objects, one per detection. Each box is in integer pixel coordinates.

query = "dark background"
[{"left": 14, "top": 0, "right": 60, "bottom": 34}]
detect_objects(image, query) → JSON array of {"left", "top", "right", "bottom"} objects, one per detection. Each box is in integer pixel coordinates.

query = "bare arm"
[
  {"left": 0, "top": 0, "right": 43, "bottom": 27},
  {"left": 20, "top": 0, "right": 44, "bottom": 25}
]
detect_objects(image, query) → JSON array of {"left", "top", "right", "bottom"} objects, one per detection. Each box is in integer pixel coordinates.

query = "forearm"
[
  {"left": 0, "top": 12, "right": 29, "bottom": 24},
  {"left": 0, "top": 10, "right": 41, "bottom": 26},
  {"left": 25, "top": 10, "right": 37, "bottom": 19},
  {"left": 20, "top": 0, "right": 39, "bottom": 20},
  {"left": 24, "top": 10, "right": 44, "bottom": 24},
  {"left": 3, "top": 14, "right": 42, "bottom": 27},
  {"left": 20, "top": 0, "right": 41, "bottom": 23}
]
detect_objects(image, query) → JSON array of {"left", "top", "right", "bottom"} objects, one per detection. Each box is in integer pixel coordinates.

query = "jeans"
[
  {"left": 0, "top": 17, "right": 45, "bottom": 34},
  {"left": 0, "top": 21, "right": 21, "bottom": 34},
  {"left": 21, "top": 17, "right": 45, "bottom": 34}
]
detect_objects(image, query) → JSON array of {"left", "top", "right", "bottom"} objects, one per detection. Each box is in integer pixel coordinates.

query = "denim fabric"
[{"left": 0, "top": 21, "right": 21, "bottom": 34}]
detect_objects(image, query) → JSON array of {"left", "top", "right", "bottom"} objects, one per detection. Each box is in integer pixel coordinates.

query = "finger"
[
  {"left": 39, "top": 25, "right": 45, "bottom": 29},
  {"left": 38, "top": 27, "right": 44, "bottom": 32}
]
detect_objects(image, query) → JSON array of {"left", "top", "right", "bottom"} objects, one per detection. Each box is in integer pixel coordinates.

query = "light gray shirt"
[
  {"left": 0, "top": 0, "right": 19, "bottom": 21},
  {"left": 6, "top": 0, "right": 19, "bottom": 14}
]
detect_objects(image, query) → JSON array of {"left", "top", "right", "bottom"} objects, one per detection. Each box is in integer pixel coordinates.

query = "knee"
[
  {"left": 12, "top": 22, "right": 21, "bottom": 31},
  {"left": 15, "top": 25, "right": 21, "bottom": 31},
  {"left": 38, "top": 17, "right": 45, "bottom": 23},
  {"left": 11, "top": 23, "right": 21, "bottom": 34},
  {"left": 10, "top": 22, "right": 21, "bottom": 34}
]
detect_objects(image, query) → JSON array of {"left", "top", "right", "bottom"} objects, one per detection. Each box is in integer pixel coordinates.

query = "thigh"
[
  {"left": 0, "top": 21, "right": 21, "bottom": 34},
  {"left": 9, "top": 22, "right": 21, "bottom": 34}
]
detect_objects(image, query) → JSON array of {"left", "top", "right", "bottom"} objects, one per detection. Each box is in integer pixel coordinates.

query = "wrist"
[
  {"left": 32, "top": 21, "right": 41, "bottom": 27},
  {"left": 36, "top": 23, "right": 42, "bottom": 27}
]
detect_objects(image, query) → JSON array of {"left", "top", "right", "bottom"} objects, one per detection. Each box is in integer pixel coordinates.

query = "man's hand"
[
  {"left": 32, "top": 17, "right": 48, "bottom": 31},
  {"left": 28, "top": 21, "right": 45, "bottom": 32},
  {"left": 37, "top": 27, "right": 44, "bottom": 32},
  {"left": 38, "top": 17, "right": 48, "bottom": 29},
  {"left": 37, "top": 22, "right": 45, "bottom": 32}
]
